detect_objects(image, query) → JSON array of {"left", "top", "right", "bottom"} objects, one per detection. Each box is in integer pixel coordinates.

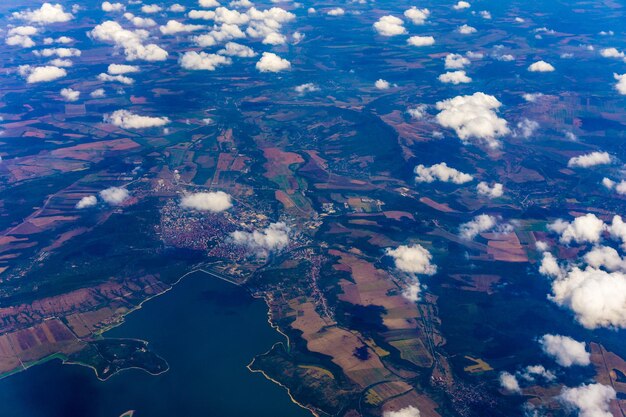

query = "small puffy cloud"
[
  {"left": 34, "top": 47, "right": 81, "bottom": 58},
  {"left": 453, "top": 1, "right": 471, "bottom": 10},
  {"left": 294, "top": 83, "right": 319, "bottom": 94},
  {"left": 445, "top": 53, "right": 470, "bottom": 69},
  {"left": 124, "top": 13, "right": 157, "bottom": 27},
  {"left": 180, "top": 51, "right": 232, "bottom": 70},
  {"left": 414, "top": 162, "right": 473, "bottom": 184},
  {"left": 559, "top": 384, "right": 616, "bottom": 417},
  {"left": 584, "top": 246, "right": 626, "bottom": 272},
  {"left": 327, "top": 7, "right": 345, "bottom": 16},
  {"left": 6, "top": 34, "right": 35, "bottom": 48},
  {"left": 383, "top": 405, "right": 421, "bottom": 417},
  {"left": 262, "top": 32, "right": 286, "bottom": 45},
  {"left": 159, "top": 20, "right": 204, "bottom": 35},
  {"left": 609, "top": 216, "right": 626, "bottom": 250},
  {"left": 539, "top": 334, "right": 590, "bottom": 367},
  {"left": 60, "top": 88, "right": 80, "bottom": 102},
  {"left": 459, "top": 214, "right": 497, "bottom": 240},
  {"left": 528, "top": 60, "right": 555, "bottom": 72},
  {"left": 375, "top": 79, "right": 391, "bottom": 89},
  {"left": 374, "top": 15, "right": 406, "bottom": 37},
  {"left": 600, "top": 47, "right": 624, "bottom": 59},
  {"left": 548, "top": 214, "right": 606, "bottom": 245},
  {"left": 99, "top": 187, "right": 129, "bottom": 205},
  {"left": 567, "top": 151, "right": 611, "bottom": 168},
  {"left": 404, "top": 7, "right": 430, "bottom": 25},
  {"left": 477, "top": 182, "right": 503, "bottom": 198},
  {"left": 199, "top": 0, "right": 220, "bottom": 7},
  {"left": 231, "top": 222, "right": 290, "bottom": 257},
  {"left": 479, "top": 10, "right": 492, "bottom": 19},
  {"left": 407, "top": 36, "right": 435, "bottom": 47},
  {"left": 602, "top": 178, "right": 626, "bottom": 195},
  {"left": 520, "top": 365, "right": 556, "bottom": 382},
  {"left": 613, "top": 73, "right": 626, "bottom": 95},
  {"left": 102, "top": 2, "right": 125, "bottom": 12},
  {"left": 188, "top": 9, "right": 216, "bottom": 19},
  {"left": 256, "top": 52, "right": 291, "bottom": 72},
  {"left": 499, "top": 372, "right": 520, "bottom": 393},
  {"left": 141, "top": 4, "right": 163, "bottom": 13},
  {"left": 13, "top": 3, "right": 73, "bottom": 24},
  {"left": 169, "top": 4, "right": 186, "bottom": 12},
  {"left": 43, "top": 36, "right": 73, "bottom": 45},
  {"left": 439, "top": 70, "right": 471, "bottom": 84},
  {"left": 90, "top": 21, "right": 168, "bottom": 61},
  {"left": 407, "top": 104, "right": 427, "bottom": 119},
  {"left": 386, "top": 244, "right": 437, "bottom": 275},
  {"left": 514, "top": 118, "right": 539, "bottom": 138},
  {"left": 76, "top": 195, "right": 97, "bottom": 209},
  {"left": 98, "top": 73, "right": 134, "bottom": 84},
  {"left": 218, "top": 42, "right": 256, "bottom": 57},
  {"left": 435, "top": 92, "right": 510, "bottom": 148},
  {"left": 90, "top": 88, "right": 106, "bottom": 98},
  {"left": 8, "top": 26, "right": 38, "bottom": 36},
  {"left": 539, "top": 252, "right": 563, "bottom": 278},
  {"left": 18, "top": 65, "right": 66, "bottom": 83},
  {"left": 180, "top": 191, "right": 232, "bottom": 212},
  {"left": 107, "top": 63, "right": 139, "bottom": 75},
  {"left": 104, "top": 110, "right": 170, "bottom": 129},
  {"left": 457, "top": 24, "right": 476, "bottom": 34},
  {"left": 523, "top": 93, "right": 544, "bottom": 102}
]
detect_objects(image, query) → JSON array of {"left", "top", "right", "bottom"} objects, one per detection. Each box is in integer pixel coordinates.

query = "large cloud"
[
  {"left": 13, "top": 3, "right": 73, "bottom": 24},
  {"left": 558, "top": 384, "right": 616, "bottom": 417},
  {"left": 548, "top": 214, "right": 606, "bottom": 245},
  {"left": 435, "top": 92, "right": 510, "bottom": 148},
  {"left": 256, "top": 52, "right": 290, "bottom": 72},
  {"left": 414, "top": 162, "right": 473, "bottom": 184},
  {"left": 18, "top": 65, "right": 66, "bottom": 83},
  {"left": 373, "top": 15, "right": 406, "bottom": 36},
  {"left": 539, "top": 334, "right": 590, "bottom": 367},
  {"left": 230, "top": 222, "right": 290, "bottom": 257},
  {"left": 104, "top": 110, "right": 170, "bottom": 129},
  {"left": 180, "top": 51, "right": 232, "bottom": 70},
  {"left": 459, "top": 214, "right": 497, "bottom": 240},
  {"left": 90, "top": 21, "right": 168, "bottom": 61},
  {"left": 386, "top": 244, "right": 437, "bottom": 275},
  {"left": 180, "top": 191, "right": 232, "bottom": 212},
  {"left": 383, "top": 406, "right": 421, "bottom": 417},
  {"left": 99, "top": 187, "right": 129, "bottom": 205},
  {"left": 567, "top": 151, "right": 611, "bottom": 168}
]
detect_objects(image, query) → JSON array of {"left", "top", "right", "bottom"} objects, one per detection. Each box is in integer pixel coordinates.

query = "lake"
[{"left": 0, "top": 271, "right": 312, "bottom": 417}]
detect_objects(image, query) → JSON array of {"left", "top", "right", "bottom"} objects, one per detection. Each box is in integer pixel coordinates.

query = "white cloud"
[
  {"left": 414, "top": 162, "right": 473, "bottom": 184},
  {"left": 404, "top": 7, "right": 430, "bottom": 25},
  {"left": 108, "top": 64, "right": 140, "bottom": 75},
  {"left": 90, "top": 21, "right": 168, "bottom": 61},
  {"left": 528, "top": 60, "right": 555, "bottom": 72},
  {"left": 262, "top": 32, "right": 286, "bottom": 45},
  {"left": 477, "top": 182, "right": 503, "bottom": 198},
  {"left": 76, "top": 195, "right": 97, "bottom": 209},
  {"left": 435, "top": 92, "right": 510, "bottom": 148},
  {"left": 539, "top": 334, "right": 590, "bottom": 367},
  {"left": 102, "top": 2, "right": 125, "bottom": 12},
  {"left": 457, "top": 24, "right": 476, "bottom": 34},
  {"left": 453, "top": 1, "right": 471, "bottom": 10},
  {"left": 199, "top": 0, "right": 221, "bottom": 7},
  {"left": 584, "top": 246, "right": 626, "bottom": 272},
  {"left": 90, "top": 88, "right": 106, "bottom": 98},
  {"left": 98, "top": 73, "right": 134, "bottom": 84},
  {"left": 407, "top": 36, "right": 435, "bottom": 47},
  {"left": 609, "top": 216, "right": 626, "bottom": 250},
  {"left": 179, "top": 51, "right": 232, "bottom": 70},
  {"left": 13, "top": 3, "right": 73, "bottom": 24},
  {"left": 60, "top": 88, "right": 80, "bottom": 102},
  {"left": 459, "top": 214, "right": 497, "bottom": 240},
  {"left": 499, "top": 372, "right": 520, "bottom": 393},
  {"left": 294, "top": 83, "right": 319, "bottom": 94},
  {"left": 218, "top": 42, "right": 256, "bottom": 57},
  {"left": 18, "top": 65, "right": 66, "bottom": 83},
  {"left": 327, "top": 7, "right": 345, "bottom": 16},
  {"left": 141, "top": 4, "right": 163, "bottom": 13},
  {"left": 438, "top": 70, "right": 471, "bottom": 84},
  {"left": 383, "top": 406, "right": 421, "bottom": 417},
  {"left": 49, "top": 58, "right": 72, "bottom": 67},
  {"left": 180, "top": 191, "right": 232, "bottom": 212},
  {"left": 600, "top": 47, "right": 624, "bottom": 59},
  {"left": 479, "top": 10, "right": 492, "bottom": 19},
  {"left": 567, "top": 151, "right": 611, "bottom": 168},
  {"left": 231, "top": 222, "right": 290, "bottom": 257},
  {"left": 8, "top": 26, "right": 38, "bottom": 36},
  {"left": 256, "top": 52, "right": 290, "bottom": 72},
  {"left": 374, "top": 15, "right": 406, "bottom": 37},
  {"left": 104, "top": 110, "right": 170, "bottom": 129},
  {"left": 124, "top": 13, "right": 157, "bottom": 27},
  {"left": 6, "top": 34, "right": 35, "bottom": 48},
  {"left": 386, "top": 244, "right": 437, "bottom": 275},
  {"left": 169, "top": 4, "right": 186, "bottom": 12},
  {"left": 602, "top": 178, "right": 626, "bottom": 195},
  {"left": 514, "top": 118, "right": 539, "bottom": 138},
  {"left": 188, "top": 9, "right": 216, "bottom": 19},
  {"left": 548, "top": 214, "right": 606, "bottom": 245},
  {"left": 99, "top": 187, "right": 130, "bottom": 205},
  {"left": 444, "top": 53, "right": 470, "bottom": 69},
  {"left": 520, "top": 365, "right": 556, "bottom": 382},
  {"left": 375, "top": 79, "right": 391, "bottom": 89},
  {"left": 407, "top": 105, "right": 427, "bottom": 119},
  {"left": 614, "top": 73, "right": 626, "bottom": 95},
  {"left": 559, "top": 384, "right": 616, "bottom": 417},
  {"left": 34, "top": 47, "right": 81, "bottom": 58},
  {"left": 43, "top": 36, "right": 73, "bottom": 45},
  {"left": 539, "top": 252, "right": 563, "bottom": 278},
  {"left": 159, "top": 20, "right": 204, "bottom": 35},
  {"left": 523, "top": 93, "right": 544, "bottom": 102}
]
